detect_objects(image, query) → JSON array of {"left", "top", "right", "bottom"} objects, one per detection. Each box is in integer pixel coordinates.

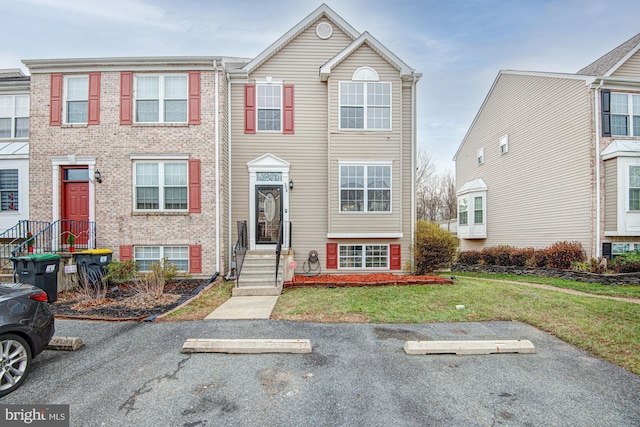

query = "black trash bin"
[
  {"left": 11, "top": 254, "right": 61, "bottom": 302},
  {"left": 74, "top": 249, "right": 113, "bottom": 287}
]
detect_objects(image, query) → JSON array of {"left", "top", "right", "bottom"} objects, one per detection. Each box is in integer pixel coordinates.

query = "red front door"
[{"left": 62, "top": 167, "right": 89, "bottom": 245}]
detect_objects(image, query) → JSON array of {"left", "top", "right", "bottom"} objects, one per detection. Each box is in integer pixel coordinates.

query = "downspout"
[
  {"left": 594, "top": 78, "right": 604, "bottom": 258},
  {"left": 227, "top": 70, "right": 233, "bottom": 274},
  {"left": 214, "top": 59, "right": 220, "bottom": 272},
  {"left": 411, "top": 74, "right": 417, "bottom": 255}
]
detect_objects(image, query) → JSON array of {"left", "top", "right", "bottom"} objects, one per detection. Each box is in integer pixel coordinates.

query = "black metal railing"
[
  {"left": 275, "top": 221, "right": 284, "bottom": 287},
  {"left": 9, "top": 220, "right": 96, "bottom": 260},
  {"left": 234, "top": 221, "right": 248, "bottom": 286},
  {"left": 0, "top": 220, "right": 51, "bottom": 270}
]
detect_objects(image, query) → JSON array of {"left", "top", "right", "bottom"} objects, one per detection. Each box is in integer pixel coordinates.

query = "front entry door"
[
  {"left": 62, "top": 167, "right": 90, "bottom": 245},
  {"left": 256, "top": 185, "right": 282, "bottom": 245}
]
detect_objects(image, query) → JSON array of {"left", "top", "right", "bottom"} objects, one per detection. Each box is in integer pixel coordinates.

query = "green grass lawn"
[{"left": 165, "top": 275, "right": 640, "bottom": 376}]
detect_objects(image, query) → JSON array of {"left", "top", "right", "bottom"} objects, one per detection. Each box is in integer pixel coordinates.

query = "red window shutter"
[
  {"left": 390, "top": 244, "right": 401, "bottom": 270},
  {"left": 283, "top": 84, "right": 294, "bottom": 134},
  {"left": 188, "top": 159, "right": 201, "bottom": 213},
  {"left": 244, "top": 84, "right": 256, "bottom": 134},
  {"left": 120, "top": 72, "right": 133, "bottom": 125},
  {"left": 50, "top": 73, "right": 63, "bottom": 126},
  {"left": 88, "top": 72, "right": 101, "bottom": 125},
  {"left": 188, "top": 71, "right": 201, "bottom": 125},
  {"left": 120, "top": 245, "right": 133, "bottom": 261},
  {"left": 326, "top": 243, "right": 338, "bottom": 269},
  {"left": 189, "top": 245, "right": 202, "bottom": 273}
]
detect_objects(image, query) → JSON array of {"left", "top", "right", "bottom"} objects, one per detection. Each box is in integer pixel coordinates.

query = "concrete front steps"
[{"left": 232, "top": 250, "right": 284, "bottom": 297}]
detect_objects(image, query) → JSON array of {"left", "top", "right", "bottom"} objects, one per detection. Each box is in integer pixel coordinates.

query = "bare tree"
[{"left": 415, "top": 149, "right": 456, "bottom": 223}]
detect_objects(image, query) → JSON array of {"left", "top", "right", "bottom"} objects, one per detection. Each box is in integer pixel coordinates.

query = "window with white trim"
[
  {"left": 134, "top": 161, "right": 188, "bottom": 211},
  {"left": 135, "top": 74, "right": 188, "bottom": 123},
  {"left": 340, "top": 164, "right": 391, "bottom": 212},
  {"left": 0, "top": 169, "right": 19, "bottom": 211},
  {"left": 339, "top": 244, "right": 389, "bottom": 269},
  {"left": 474, "top": 196, "right": 484, "bottom": 224},
  {"left": 134, "top": 246, "right": 188, "bottom": 271},
  {"left": 0, "top": 95, "right": 29, "bottom": 139},
  {"left": 477, "top": 147, "right": 484, "bottom": 165},
  {"left": 458, "top": 198, "right": 468, "bottom": 225},
  {"left": 65, "top": 76, "right": 88, "bottom": 124},
  {"left": 257, "top": 84, "right": 282, "bottom": 131},
  {"left": 629, "top": 165, "right": 640, "bottom": 211},
  {"left": 611, "top": 93, "right": 640, "bottom": 136},
  {"left": 339, "top": 81, "right": 391, "bottom": 130},
  {"left": 500, "top": 134, "right": 508, "bottom": 154}
]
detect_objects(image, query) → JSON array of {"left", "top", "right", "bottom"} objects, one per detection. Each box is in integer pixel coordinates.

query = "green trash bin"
[
  {"left": 74, "top": 249, "right": 113, "bottom": 287},
  {"left": 11, "top": 254, "right": 61, "bottom": 302}
]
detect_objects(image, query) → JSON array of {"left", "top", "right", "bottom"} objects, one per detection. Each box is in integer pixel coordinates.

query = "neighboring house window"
[
  {"left": 0, "top": 169, "right": 18, "bottom": 211},
  {"left": 134, "top": 161, "right": 188, "bottom": 211},
  {"left": 611, "top": 93, "right": 640, "bottom": 137},
  {"left": 135, "top": 75, "right": 188, "bottom": 123},
  {"left": 134, "top": 246, "right": 188, "bottom": 271},
  {"left": 0, "top": 95, "right": 29, "bottom": 139},
  {"left": 612, "top": 242, "right": 640, "bottom": 257},
  {"left": 340, "top": 164, "right": 391, "bottom": 212},
  {"left": 477, "top": 148, "right": 484, "bottom": 165},
  {"left": 629, "top": 166, "right": 640, "bottom": 211},
  {"left": 474, "top": 196, "right": 484, "bottom": 223},
  {"left": 339, "top": 244, "right": 388, "bottom": 269},
  {"left": 257, "top": 84, "right": 281, "bottom": 131},
  {"left": 500, "top": 134, "right": 508, "bottom": 154},
  {"left": 458, "top": 198, "right": 468, "bottom": 225},
  {"left": 65, "top": 76, "right": 88, "bottom": 124},
  {"left": 339, "top": 81, "right": 391, "bottom": 130}
]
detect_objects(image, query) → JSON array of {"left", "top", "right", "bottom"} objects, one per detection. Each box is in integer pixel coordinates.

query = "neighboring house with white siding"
[
  {"left": 228, "top": 4, "right": 421, "bottom": 278},
  {"left": 16, "top": 4, "right": 420, "bottom": 282},
  {"left": 454, "top": 32, "right": 640, "bottom": 259},
  {"left": 0, "top": 69, "right": 29, "bottom": 233}
]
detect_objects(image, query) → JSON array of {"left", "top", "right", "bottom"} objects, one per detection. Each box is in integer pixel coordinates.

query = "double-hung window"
[
  {"left": 134, "top": 246, "right": 189, "bottom": 271},
  {"left": 257, "top": 84, "right": 282, "bottom": 131},
  {"left": 0, "top": 169, "right": 18, "bottom": 211},
  {"left": 65, "top": 76, "right": 88, "bottom": 124},
  {"left": 629, "top": 166, "right": 640, "bottom": 211},
  {"left": 339, "top": 81, "right": 391, "bottom": 130},
  {"left": 135, "top": 75, "right": 188, "bottom": 123},
  {"left": 339, "top": 244, "right": 389, "bottom": 269},
  {"left": 611, "top": 93, "right": 640, "bottom": 137},
  {"left": 0, "top": 95, "right": 29, "bottom": 139},
  {"left": 474, "top": 196, "right": 484, "bottom": 223},
  {"left": 340, "top": 164, "right": 391, "bottom": 212},
  {"left": 458, "top": 198, "right": 468, "bottom": 225},
  {"left": 134, "top": 161, "right": 188, "bottom": 211}
]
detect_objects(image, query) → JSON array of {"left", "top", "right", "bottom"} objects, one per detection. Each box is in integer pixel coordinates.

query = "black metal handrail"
[
  {"left": 234, "top": 221, "right": 248, "bottom": 286},
  {"left": 0, "top": 220, "right": 51, "bottom": 269},
  {"left": 275, "top": 220, "right": 284, "bottom": 287},
  {"left": 9, "top": 219, "right": 96, "bottom": 259}
]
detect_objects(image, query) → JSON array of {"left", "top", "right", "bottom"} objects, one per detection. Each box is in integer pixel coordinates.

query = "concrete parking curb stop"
[
  {"left": 181, "top": 338, "right": 312, "bottom": 354},
  {"left": 46, "top": 336, "right": 84, "bottom": 351},
  {"left": 404, "top": 339, "right": 536, "bottom": 355}
]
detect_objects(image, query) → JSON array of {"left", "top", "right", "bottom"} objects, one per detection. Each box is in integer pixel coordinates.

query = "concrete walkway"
[{"left": 204, "top": 296, "right": 279, "bottom": 320}]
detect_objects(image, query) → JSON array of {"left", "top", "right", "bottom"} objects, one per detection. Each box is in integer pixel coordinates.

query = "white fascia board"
[
  {"left": 326, "top": 233, "right": 403, "bottom": 238},
  {"left": 22, "top": 56, "right": 225, "bottom": 73},
  {"left": 604, "top": 43, "right": 640, "bottom": 77},
  {"left": 243, "top": 4, "right": 360, "bottom": 75},
  {"left": 320, "top": 31, "right": 415, "bottom": 82}
]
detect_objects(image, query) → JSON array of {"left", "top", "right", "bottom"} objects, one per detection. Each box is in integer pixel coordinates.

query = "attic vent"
[{"left": 316, "top": 22, "right": 333, "bottom": 39}]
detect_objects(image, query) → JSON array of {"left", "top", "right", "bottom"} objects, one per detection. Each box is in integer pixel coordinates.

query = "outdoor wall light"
[
  {"left": 95, "top": 170, "right": 102, "bottom": 183},
  {"left": 289, "top": 178, "right": 294, "bottom": 190}
]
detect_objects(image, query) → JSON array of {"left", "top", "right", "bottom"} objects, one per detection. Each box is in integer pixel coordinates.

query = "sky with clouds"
[{"left": 2, "top": 0, "right": 639, "bottom": 173}]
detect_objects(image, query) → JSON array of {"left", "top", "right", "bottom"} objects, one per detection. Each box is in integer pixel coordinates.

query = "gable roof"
[
  {"left": 319, "top": 31, "right": 418, "bottom": 81},
  {"left": 577, "top": 32, "right": 640, "bottom": 76},
  {"left": 237, "top": 3, "right": 360, "bottom": 76}
]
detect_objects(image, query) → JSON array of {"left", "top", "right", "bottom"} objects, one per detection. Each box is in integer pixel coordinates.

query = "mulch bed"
[
  {"left": 51, "top": 278, "right": 209, "bottom": 321},
  {"left": 283, "top": 273, "right": 454, "bottom": 289}
]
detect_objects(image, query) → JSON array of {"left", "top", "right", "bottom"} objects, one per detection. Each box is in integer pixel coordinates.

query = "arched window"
[{"left": 352, "top": 67, "right": 379, "bottom": 81}]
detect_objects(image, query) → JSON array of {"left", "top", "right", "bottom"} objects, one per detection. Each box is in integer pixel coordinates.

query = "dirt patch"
[
  {"left": 51, "top": 279, "right": 207, "bottom": 320},
  {"left": 374, "top": 327, "right": 431, "bottom": 341},
  {"left": 284, "top": 273, "right": 453, "bottom": 288}
]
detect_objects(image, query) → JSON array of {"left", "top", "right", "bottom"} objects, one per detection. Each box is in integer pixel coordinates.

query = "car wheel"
[{"left": 0, "top": 334, "right": 32, "bottom": 397}]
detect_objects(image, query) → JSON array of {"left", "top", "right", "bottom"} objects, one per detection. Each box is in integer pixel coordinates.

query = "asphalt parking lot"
[{"left": 3, "top": 319, "right": 640, "bottom": 426}]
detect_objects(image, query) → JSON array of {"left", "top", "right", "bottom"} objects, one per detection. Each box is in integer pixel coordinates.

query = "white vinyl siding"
[
  {"left": 0, "top": 95, "right": 29, "bottom": 139},
  {"left": 135, "top": 75, "right": 188, "bottom": 123}
]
